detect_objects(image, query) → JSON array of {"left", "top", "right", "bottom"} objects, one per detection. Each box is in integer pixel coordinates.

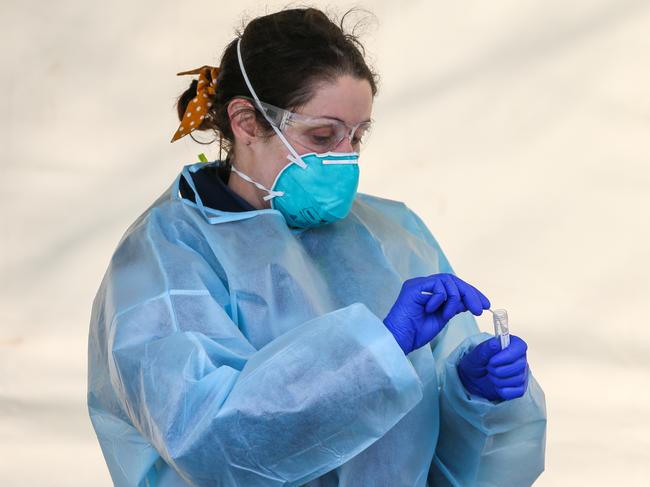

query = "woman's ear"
[{"left": 227, "top": 98, "right": 258, "bottom": 143}]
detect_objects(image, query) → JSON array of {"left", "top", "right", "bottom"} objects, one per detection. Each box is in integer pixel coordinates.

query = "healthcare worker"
[{"left": 87, "top": 7, "right": 546, "bottom": 487}]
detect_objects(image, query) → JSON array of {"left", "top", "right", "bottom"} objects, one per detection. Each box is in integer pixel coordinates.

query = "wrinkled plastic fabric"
[
  {"left": 87, "top": 161, "right": 547, "bottom": 487},
  {"left": 428, "top": 333, "right": 547, "bottom": 486}
]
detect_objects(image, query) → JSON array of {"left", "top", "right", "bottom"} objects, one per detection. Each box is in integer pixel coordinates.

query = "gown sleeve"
[
  {"left": 104, "top": 209, "right": 424, "bottom": 487},
  {"left": 406, "top": 209, "right": 548, "bottom": 487}
]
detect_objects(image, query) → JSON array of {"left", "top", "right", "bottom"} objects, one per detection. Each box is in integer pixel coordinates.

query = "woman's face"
[{"left": 229, "top": 74, "right": 374, "bottom": 209}]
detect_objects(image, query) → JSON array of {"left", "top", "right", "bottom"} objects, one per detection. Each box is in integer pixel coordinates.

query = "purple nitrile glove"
[
  {"left": 383, "top": 273, "right": 490, "bottom": 355},
  {"left": 457, "top": 335, "right": 530, "bottom": 401}
]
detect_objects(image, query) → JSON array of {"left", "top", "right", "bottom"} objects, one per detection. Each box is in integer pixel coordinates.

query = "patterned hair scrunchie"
[{"left": 171, "top": 65, "right": 220, "bottom": 143}]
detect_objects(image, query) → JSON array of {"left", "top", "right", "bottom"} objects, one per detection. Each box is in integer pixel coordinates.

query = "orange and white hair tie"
[{"left": 170, "top": 65, "right": 220, "bottom": 142}]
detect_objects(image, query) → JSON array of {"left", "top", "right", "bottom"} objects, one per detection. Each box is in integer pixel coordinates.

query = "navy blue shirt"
[{"left": 179, "top": 161, "right": 256, "bottom": 212}]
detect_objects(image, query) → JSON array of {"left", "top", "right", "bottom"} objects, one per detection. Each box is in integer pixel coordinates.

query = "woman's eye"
[{"left": 309, "top": 134, "right": 336, "bottom": 146}]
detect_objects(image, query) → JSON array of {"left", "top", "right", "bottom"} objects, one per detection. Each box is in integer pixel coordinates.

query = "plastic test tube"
[
  {"left": 420, "top": 292, "right": 511, "bottom": 349},
  {"left": 489, "top": 308, "right": 510, "bottom": 349}
]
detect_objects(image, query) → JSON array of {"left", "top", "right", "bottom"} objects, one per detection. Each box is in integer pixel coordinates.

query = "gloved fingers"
[
  {"left": 497, "top": 384, "right": 528, "bottom": 400},
  {"left": 424, "top": 279, "right": 447, "bottom": 313},
  {"left": 462, "top": 337, "right": 501, "bottom": 368},
  {"left": 488, "top": 335, "right": 528, "bottom": 367},
  {"left": 450, "top": 275, "right": 490, "bottom": 316},
  {"left": 416, "top": 314, "right": 444, "bottom": 348},
  {"left": 439, "top": 275, "right": 462, "bottom": 322},
  {"left": 488, "top": 356, "right": 527, "bottom": 378},
  {"left": 449, "top": 275, "right": 491, "bottom": 310},
  {"left": 445, "top": 300, "right": 468, "bottom": 323},
  {"left": 458, "top": 360, "right": 488, "bottom": 378},
  {"left": 488, "top": 367, "right": 528, "bottom": 388},
  {"left": 478, "top": 290, "right": 491, "bottom": 311},
  {"left": 413, "top": 276, "right": 445, "bottom": 307},
  {"left": 455, "top": 280, "right": 483, "bottom": 316}
]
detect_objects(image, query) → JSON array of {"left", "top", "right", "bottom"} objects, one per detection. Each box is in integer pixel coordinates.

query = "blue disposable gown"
[{"left": 87, "top": 161, "right": 547, "bottom": 487}]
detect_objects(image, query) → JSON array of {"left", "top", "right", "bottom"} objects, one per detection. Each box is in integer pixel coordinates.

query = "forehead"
[{"left": 296, "top": 75, "right": 373, "bottom": 124}]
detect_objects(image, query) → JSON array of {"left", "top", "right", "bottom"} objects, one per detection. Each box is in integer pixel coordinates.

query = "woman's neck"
[{"left": 226, "top": 153, "right": 268, "bottom": 210}]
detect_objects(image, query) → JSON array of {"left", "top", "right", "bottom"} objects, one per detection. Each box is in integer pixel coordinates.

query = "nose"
[{"left": 334, "top": 130, "right": 355, "bottom": 152}]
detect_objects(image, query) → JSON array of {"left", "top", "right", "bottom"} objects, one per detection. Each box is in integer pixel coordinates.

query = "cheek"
[
  {"left": 270, "top": 157, "right": 292, "bottom": 183},
  {"left": 258, "top": 131, "right": 313, "bottom": 186},
  {"left": 259, "top": 137, "right": 292, "bottom": 185}
]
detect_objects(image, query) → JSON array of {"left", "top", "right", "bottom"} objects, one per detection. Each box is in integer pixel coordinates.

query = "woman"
[{"left": 88, "top": 7, "right": 546, "bottom": 487}]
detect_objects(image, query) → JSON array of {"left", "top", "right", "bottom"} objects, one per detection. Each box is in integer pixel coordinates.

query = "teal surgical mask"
[
  {"left": 231, "top": 38, "right": 361, "bottom": 229},
  {"left": 231, "top": 151, "right": 359, "bottom": 228}
]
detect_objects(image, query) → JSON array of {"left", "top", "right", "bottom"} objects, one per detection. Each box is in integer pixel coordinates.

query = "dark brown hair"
[{"left": 175, "top": 6, "right": 379, "bottom": 167}]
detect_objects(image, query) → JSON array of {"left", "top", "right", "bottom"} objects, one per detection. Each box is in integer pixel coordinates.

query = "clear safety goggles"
[{"left": 237, "top": 95, "right": 373, "bottom": 153}]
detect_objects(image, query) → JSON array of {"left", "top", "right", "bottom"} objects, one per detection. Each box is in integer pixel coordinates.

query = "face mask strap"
[
  {"left": 236, "top": 38, "right": 307, "bottom": 169},
  {"left": 230, "top": 165, "right": 284, "bottom": 202}
]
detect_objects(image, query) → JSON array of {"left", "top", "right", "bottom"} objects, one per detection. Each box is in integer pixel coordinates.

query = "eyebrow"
[
  {"left": 322, "top": 115, "right": 372, "bottom": 124},
  {"left": 291, "top": 102, "right": 372, "bottom": 124}
]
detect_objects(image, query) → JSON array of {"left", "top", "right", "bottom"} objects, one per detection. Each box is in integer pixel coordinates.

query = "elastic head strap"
[
  {"left": 236, "top": 38, "right": 307, "bottom": 169},
  {"left": 230, "top": 165, "right": 285, "bottom": 201}
]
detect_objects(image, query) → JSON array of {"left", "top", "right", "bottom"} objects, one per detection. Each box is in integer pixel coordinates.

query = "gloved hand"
[
  {"left": 457, "top": 335, "right": 529, "bottom": 401},
  {"left": 383, "top": 273, "right": 490, "bottom": 355}
]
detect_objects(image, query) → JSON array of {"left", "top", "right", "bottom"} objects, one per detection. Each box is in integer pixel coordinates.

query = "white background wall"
[{"left": 1, "top": 0, "right": 649, "bottom": 484}]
